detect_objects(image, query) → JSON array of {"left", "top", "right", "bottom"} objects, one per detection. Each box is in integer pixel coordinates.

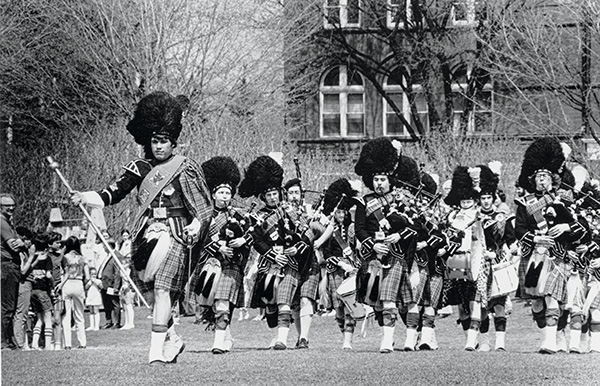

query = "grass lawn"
[{"left": 2, "top": 299, "right": 598, "bottom": 385}]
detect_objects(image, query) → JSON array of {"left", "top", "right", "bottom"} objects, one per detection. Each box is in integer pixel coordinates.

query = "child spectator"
[
  {"left": 22, "top": 233, "right": 54, "bottom": 350},
  {"left": 119, "top": 257, "right": 135, "bottom": 330},
  {"left": 46, "top": 232, "right": 64, "bottom": 350},
  {"left": 85, "top": 267, "right": 102, "bottom": 331},
  {"left": 61, "top": 236, "right": 89, "bottom": 349}
]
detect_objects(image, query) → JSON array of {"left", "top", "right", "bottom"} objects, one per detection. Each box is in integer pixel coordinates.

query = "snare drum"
[
  {"left": 336, "top": 275, "right": 366, "bottom": 321},
  {"left": 490, "top": 259, "right": 519, "bottom": 299}
]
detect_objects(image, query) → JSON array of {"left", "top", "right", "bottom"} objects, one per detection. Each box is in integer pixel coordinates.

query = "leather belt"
[{"left": 145, "top": 207, "right": 188, "bottom": 219}]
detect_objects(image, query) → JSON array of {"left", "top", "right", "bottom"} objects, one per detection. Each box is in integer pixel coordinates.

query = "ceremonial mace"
[{"left": 46, "top": 156, "right": 150, "bottom": 309}]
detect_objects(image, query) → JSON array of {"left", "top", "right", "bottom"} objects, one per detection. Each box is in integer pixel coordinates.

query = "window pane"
[
  {"left": 347, "top": 0, "right": 360, "bottom": 24},
  {"left": 387, "top": 113, "right": 405, "bottom": 135},
  {"left": 453, "top": 93, "right": 465, "bottom": 111},
  {"left": 347, "top": 68, "right": 363, "bottom": 86},
  {"left": 348, "top": 93, "right": 363, "bottom": 113},
  {"left": 389, "top": 0, "right": 406, "bottom": 22},
  {"left": 453, "top": 1, "right": 469, "bottom": 21},
  {"left": 323, "top": 94, "right": 340, "bottom": 113},
  {"left": 475, "top": 91, "right": 492, "bottom": 111},
  {"left": 347, "top": 114, "right": 364, "bottom": 136},
  {"left": 325, "top": 0, "right": 340, "bottom": 25},
  {"left": 323, "top": 115, "right": 341, "bottom": 136},
  {"left": 386, "top": 93, "right": 404, "bottom": 112},
  {"left": 474, "top": 112, "right": 492, "bottom": 133},
  {"left": 323, "top": 67, "right": 340, "bottom": 86}
]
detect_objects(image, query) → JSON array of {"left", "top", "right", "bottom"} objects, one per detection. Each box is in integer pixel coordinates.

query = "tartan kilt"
[
  {"left": 474, "top": 262, "right": 491, "bottom": 307},
  {"left": 212, "top": 266, "right": 244, "bottom": 306},
  {"left": 443, "top": 279, "right": 477, "bottom": 307},
  {"left": 380, "top": 257, "right": 406, "bottom": 303},
  {"left": 250, "top": 266, "right": 299, "bottom": 308},
  {"left": 299, "top": 258, "right": 320, "bottom": 301},
  {"left": 408, "top": 266, "right": 429, "bottom": 305},
  {"left": 543, "top": 260, "right": 569, "bottom": 304},
  {"left": 327, "top": 269, "right": 346, "bottom": 310},
  {"left": 420, "top": 274, "right": 444, "bottom": 309},
  {"left": 518, "top": 254, "right": 532, "bottom": 299},
  {"left": 131, "top": 238, "right": 187, "bottom": 302}
]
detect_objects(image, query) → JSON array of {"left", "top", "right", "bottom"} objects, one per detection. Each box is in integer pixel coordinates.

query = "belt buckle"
[{"left": 153, "top": 207, "right": 167, "bottom": 219}]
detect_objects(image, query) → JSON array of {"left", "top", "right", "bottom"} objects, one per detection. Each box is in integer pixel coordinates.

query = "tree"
[
  {"left": 0, "top": 0, "right": 300, "bottom": 230},
  {"left": 283, "top": 0, "right": 494, "bottom": 142},
  {"left": 476, "top": 0, "right": 600, "bottom": 145}
]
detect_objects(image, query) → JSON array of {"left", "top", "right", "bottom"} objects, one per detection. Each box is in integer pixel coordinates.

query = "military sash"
[{"left": 132, "top": 155, "right": 186, "bottom": 238}]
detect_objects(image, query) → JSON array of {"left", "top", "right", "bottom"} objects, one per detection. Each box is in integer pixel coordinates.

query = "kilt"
[
  {"left": 406, "top": 265, "right": 429, "bottom": 305},
  {"left": 518, "top": 254, "right": 532, "bottom": 299},
  {"left": 444, "top": 279, "right": 477, "bottom": 308},
  {"left": 209, "top": 267, "right": 244, "bottom": 307},
  {"left": 327, "top": 269, "right": 346, "bottom": 310},
  {"left": 250, "top": 266, "right": 299, "bottom": 308},
  {"left": 131, "top": 238, "right": 188, "bottom": 303},
  {"left": 543, "top": 260, "right": 570, "bottom": 304},
  {"left": 420, "top": 274, "right": 444, "bottom": 309},
  {"left": 299, "top": 258, "right": 320, "bottom": 301},
  {"left": 475, "top": 261, "right": 492, "bottom": 307},
  {"left": 380, "top": 257, "right": 406, "bottom": 303}
]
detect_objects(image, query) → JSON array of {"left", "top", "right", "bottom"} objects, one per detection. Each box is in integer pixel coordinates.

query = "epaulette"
[{"left": 123, "top": 159, "right": 152, "bottom": 177}]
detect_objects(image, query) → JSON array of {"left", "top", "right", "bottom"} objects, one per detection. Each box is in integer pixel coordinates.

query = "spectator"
[
  {"left": 61, "top": 236, "right": 89, "bottom": 349},
  {"left": 98, "top": 239, "right": 122, "bottom": 329},
  {"left": 46, "top": 231, "right": 63, "bottom": 350},
  {"left": 23, "top": 233, "right": 54, "bottom": 350},
  {"left": 12, "top": 227, "right": 33, "bottom": 350},
  {"left": 119, "top": 229, "right": 132, "bottom": 259},
  {"left": 1, "top": 193, "right": 25, "bottom": 350},
  {"left": 85, "top": 267, "right": 102, "bottom": 331}
]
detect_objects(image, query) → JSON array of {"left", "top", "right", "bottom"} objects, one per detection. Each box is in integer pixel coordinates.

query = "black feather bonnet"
[
  {"left": 354, "top": 137, "right": 399, "bottom": 190},
  {"left": 323, "top": 178, "right": 358, "bottom": 215},
  {"left": 201, "top": 156, "right": 241, "bottom": 196},
  {"left": 518, "top": 137, "right": 566, "bottom": 193},
  {"left": 126, "top": 91, "right": 183, "bottom": 146},
  {"left": 238, "top": 155, "right": 284, "bottom": 198},
  {"left": 444, "top": 166, "right": 481, "bottom": 207}
]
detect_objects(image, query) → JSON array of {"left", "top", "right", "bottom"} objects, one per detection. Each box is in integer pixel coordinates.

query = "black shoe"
[
  {"left": 110, "top": 324, "right": 122, "bottom": 329},
  {"left": 297, "top": 338, "right": 309, "bottom": 349},
  {"left": 101, "top": 322, "right": 114, "bottom": 329},
  {"left": 77, "top": 346, "right": 86, "bottom": 349}
]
